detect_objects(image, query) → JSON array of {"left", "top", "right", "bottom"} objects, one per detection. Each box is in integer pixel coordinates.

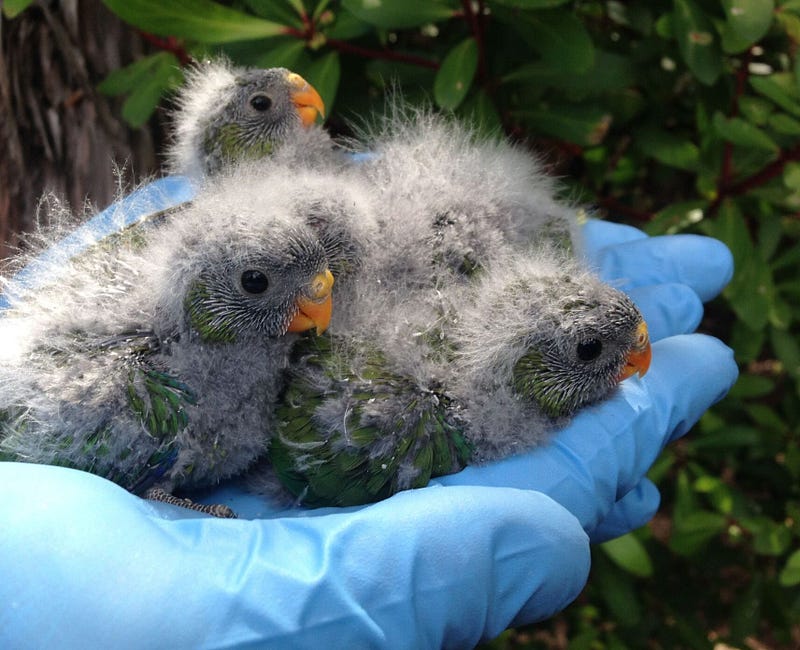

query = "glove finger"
[
  {"left": 0, "top": 462, "right": 589, "bottom": 650},
  {"left": 589, "top": 234, "right": 734, "bottom": 302},
  {"left": 438, "top": 334, "right": 738, "bottom": 533},
  {"left": 581, "top": 219, "right": 647, "bottom": 259},
  {"left": 588, "top": 478, "right": 661, "bottom": 543},
  {"left": 626, "top": 283, "right": 703, "bottom": 342}
]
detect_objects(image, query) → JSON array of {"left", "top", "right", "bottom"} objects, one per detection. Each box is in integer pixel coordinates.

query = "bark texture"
[{"left": 0, "top": 0, "right": 165, "bottom": 259}]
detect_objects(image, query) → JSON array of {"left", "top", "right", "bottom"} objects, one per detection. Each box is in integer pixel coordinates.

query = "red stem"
[
  {"left": 726, "top": 144, "right": 800, "bottom": 197},
  {"left": 139, "top": 32, "right": 192, "bottom": 66},
  {"left": 719, "top": 49, "right": 753, "bottom": 194},
  {"left": 281, "top": 26, "right": 440, "bottom": 69}
]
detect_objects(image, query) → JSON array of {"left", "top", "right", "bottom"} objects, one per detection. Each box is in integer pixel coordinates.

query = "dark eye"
[
  {"left": 577, "top": 338, "right": 602, "bottom": 361},
  {"left": 249, "top": 93, "right": 272, "bottom": 112},
  {"left": 240, "top": 270, "right": 269, "bottom": 294}
]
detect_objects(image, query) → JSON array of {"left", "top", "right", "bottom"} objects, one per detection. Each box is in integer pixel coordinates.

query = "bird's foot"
[{"left": 143, "top": 487, "right": 237, "bottom": 518}]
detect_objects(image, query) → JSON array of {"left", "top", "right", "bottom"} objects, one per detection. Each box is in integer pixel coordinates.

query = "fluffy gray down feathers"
[
  {"left": 0, "top": 158, "right": 377, "bottom": 489},
  {"left": 1, "top": 99, "right": 620, "bottom": 495}
]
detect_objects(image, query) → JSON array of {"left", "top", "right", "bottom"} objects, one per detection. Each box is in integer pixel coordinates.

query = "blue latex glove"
[{"left": 0, "top": 177, "right": 738, "bottom": 647}]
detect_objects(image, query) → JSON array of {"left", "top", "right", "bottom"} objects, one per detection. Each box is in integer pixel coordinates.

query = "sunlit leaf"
[
  {"left": 601, "top": 534, "right": 654, "bottom": 578},
  {"left": 2, "top": 0, "right": 35, "bottom": 18},
  {"left": 101, "top": 0, "right": 287, "bottom": 43},
  {"left": 779, "top": 549, "right": 800, "bottom": 586},
  {"left": 777, "top": 10, "right": 800, "bottom": 41},
  {"left": 341, "top": 0, "right": 455, "bottom": 29},
  {"left": 434, "top": 38, "right": 478, "bottom": 111}
]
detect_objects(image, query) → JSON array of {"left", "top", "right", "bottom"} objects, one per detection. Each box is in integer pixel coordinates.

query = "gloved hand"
[{"left": 0, "top": 177, "right": 738, "bottom": 648}]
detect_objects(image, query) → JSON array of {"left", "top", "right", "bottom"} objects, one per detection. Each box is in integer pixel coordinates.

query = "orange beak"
[
  {"left": 286, "top": 71, "right": 325, "bottom": 126},
  {"left": 287, "top": 269, "right": 334, "bottom": 335},
  {"left": 617, "top": 321, "right": 652, "bottom": 382}
]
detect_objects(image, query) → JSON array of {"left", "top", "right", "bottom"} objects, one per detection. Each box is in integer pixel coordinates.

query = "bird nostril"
[{"left": 309, "top": 270, "right": 334, "bottom": 300}]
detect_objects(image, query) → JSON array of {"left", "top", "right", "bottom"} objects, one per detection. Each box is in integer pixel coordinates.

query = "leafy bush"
[{"left": 5, "top": 0, "right": 800, "bottom": 646}]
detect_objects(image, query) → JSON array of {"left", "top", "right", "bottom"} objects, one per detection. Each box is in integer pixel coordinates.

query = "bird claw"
[{"left": 143, "top": 487, "right": 237, "bottom": 519}]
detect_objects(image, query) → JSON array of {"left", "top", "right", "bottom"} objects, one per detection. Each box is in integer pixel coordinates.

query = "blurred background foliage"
[{"left": 3, "top": 0, "right": 800, "bottom": 647}]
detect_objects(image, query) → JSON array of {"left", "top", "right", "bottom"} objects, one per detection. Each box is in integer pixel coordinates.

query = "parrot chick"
[
  {"left": 251, "top": 247, "right": 650, "bottom": 507},
  {"left": 348, "top": 104, "right": 583, "bottom": 291},
  {"left": 450, "top": 248, "right": 651, "bottom": 461},
  {"left": 0, "top": 175, "right": 338, "bottom": 516},
  {"left": 166, "top": 59, "right": 329, "bottom": 179}
]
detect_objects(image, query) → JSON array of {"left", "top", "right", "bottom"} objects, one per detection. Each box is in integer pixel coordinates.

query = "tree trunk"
[{"left": 0, "top": 0, "right": 165, "bottom": 260}]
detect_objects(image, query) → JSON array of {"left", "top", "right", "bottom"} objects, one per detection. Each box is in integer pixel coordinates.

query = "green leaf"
[
  {"left": 710, "top": 199, "right": 774, "bottom": 331},
  {"left": 727, "top": 373, "right": 775, "bottom": 399},
  {"left": 325, "top": 9, "right": 372, "bottom": 39},
  {"left": 524, "top": 9, "right": 595, "bottom": 74},
  {"left": 741, "top": 516, "right": 792, "bottom": 556},
  {"left": 738, "top": 96, "right": 774, "bottom": 125},
  {"left": 121, "top": 54, "right": 183, "bottom": 127},
  {"left": 251, "top": 39, "right": 307, "bottom": 69},
  {"left": 492, "top": 0, "right": 570, "bottom": 7},
  {"left": 592, "top": 552, "right": 642, "bottom": 628},
  {"left": 673, "top": 0, "right": 723, "bottom": 85},
  {"left": 750, "top": 75, "right": 800, "bottom": 117},
  {"left": 779, "top": 548, "right": 800, "bottom": 586},
  {"left": 434, "top": 38, "right": 478, "bottom": 111},
  {"left": 516, "top": 105, "right": 612, "bottom": 146},
  {"left": 101, "top": 0, "right": 287, "bottom": 43},
  {"left": 769, "top": 112, "right": 800, "bottom": 134},
  {"left": 722, "top": 0, "right": 775, "bottom": 45},
  {"left": 2, "top": 0, "right": 35, "bottom": 18},
  {"left": 242, "top": 0, "right": 304, "bottom": 27},
  {"left": 784, "top": 161, "right": 800, "bottom": 191},
  {"left": 645, "top": 200, "right": 707, "bottom": 236},
  {"left": 636, "top": 128, "right": 700, "bottom": 171},
  {"left": 503, "top": 50, "right": 635, "bottom": 95},
  {"left": 712, "top": 112, "right": 780, "bottom": 152},
  {"left": 601, "top": 534, "right": 654, "bottom": 578},
  {"left": 670, "top": 511, "right": 727, "bottom": 556},
  {"left": 303, "top": 51, "right": 341, "bottom": 115},
  {"left": 729, "top": 576, "right": 763, "bottom": 641},
  {"left": 771, "top": 327, "right": 800, "bottom": 379},
  {"left": 98, "top": 52, "right": 183, "bottom": 127},
  {"left": 777, "top": 10, "right": 800, "bottom": 41},
  {"left": 341, "top": 0, "right": 455, "bottom": 29},
  {"left": 461, "top": 89, "right": 503, "bottom": 135},
  {"left": 98, "top": 55, "right": 164, "bottom": 96}
]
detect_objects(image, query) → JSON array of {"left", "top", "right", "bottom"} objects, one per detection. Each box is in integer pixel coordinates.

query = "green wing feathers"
[{"left": 270, "top": 336, "right": 472, "bottom": 507}]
